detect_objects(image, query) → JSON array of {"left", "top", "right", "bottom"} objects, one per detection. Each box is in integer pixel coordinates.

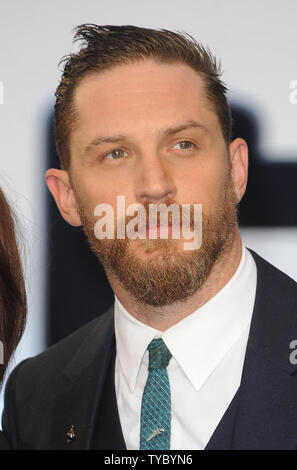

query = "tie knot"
[{"left": 147, "top": 338, "right": 172, "bottom": 370}]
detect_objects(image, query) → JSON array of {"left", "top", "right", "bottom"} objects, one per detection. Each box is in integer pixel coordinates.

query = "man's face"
[{"left": 66, "top": 60, "right": 239, "bottom": 306}]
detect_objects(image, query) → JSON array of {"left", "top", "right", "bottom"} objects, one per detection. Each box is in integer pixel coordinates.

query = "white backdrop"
[{"left": 0, "top": 0, "right": 296, "bottom": 418}]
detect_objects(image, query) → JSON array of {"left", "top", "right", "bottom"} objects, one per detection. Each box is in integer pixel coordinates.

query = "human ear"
[
  {"left": 228, "top": 138, "right": 249, "bottom": 203},
  {"left": 45, "top": 168, "right": 82, "bottom": 226}
]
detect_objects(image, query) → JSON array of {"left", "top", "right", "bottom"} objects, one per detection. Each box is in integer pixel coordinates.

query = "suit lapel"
[
  {"left": 49, "top": 304, "right": 125, "bottom": 450},
  {"left": 91, "top": 346, "right": 126, "bottom": 449},
  {"left": 231, "top": 249, "right": 297, "bottom": 449}
]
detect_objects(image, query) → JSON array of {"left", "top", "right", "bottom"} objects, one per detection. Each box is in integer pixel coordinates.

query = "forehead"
[{"left": 72, "top": 60, "right": 217, "bottom": 139}]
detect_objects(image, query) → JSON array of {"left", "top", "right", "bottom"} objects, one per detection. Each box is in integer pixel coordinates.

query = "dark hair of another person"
[
  {"left": 54, "top": 24, "right": 232, "bottom": 170},
  {"left": 0, "top": 188, "right": 27, "bottom": 384}
]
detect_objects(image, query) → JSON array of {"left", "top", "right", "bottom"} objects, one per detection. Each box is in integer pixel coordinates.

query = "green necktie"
[{"left": 139, "top": 338, "right": 172, "bottom": 450}]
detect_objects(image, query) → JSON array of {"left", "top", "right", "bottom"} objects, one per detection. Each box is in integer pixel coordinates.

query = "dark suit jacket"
[
  {"left": 2, "top": 249, "right": 297, "bottom": 449},
  {"left": 0, "top": 431, "right": 11, "bottom": 450}
]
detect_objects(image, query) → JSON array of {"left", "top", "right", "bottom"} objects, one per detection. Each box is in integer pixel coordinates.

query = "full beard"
[{"left": 76, "top": 172, "right": 238, "bottom": 307}]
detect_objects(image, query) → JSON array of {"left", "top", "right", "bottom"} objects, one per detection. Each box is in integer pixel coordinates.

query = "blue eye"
[
  {"left": 104, "top": 148, "right": 127, "bottom": 160},
  {"left": 173, "top": 141, "right": 194, "bottom": 150}
]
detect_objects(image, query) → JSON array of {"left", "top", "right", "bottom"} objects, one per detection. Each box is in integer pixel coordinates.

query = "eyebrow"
[{"left": 83, "top": 119, "right": 208, "bottom": 156}]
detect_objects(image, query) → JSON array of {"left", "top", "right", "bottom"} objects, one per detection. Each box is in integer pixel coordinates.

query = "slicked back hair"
[{"left": 55, "top": 24, "right": 232, "bottom": 170}]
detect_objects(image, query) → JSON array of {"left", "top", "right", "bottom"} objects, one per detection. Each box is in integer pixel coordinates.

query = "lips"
[{"left": 143, "top": 223, "right": 181, "bottom": 238}]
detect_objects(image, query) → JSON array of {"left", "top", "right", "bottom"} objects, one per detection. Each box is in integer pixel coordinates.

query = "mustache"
[{"left": 81, "top": 198, "right": 198, "bottom": 232}]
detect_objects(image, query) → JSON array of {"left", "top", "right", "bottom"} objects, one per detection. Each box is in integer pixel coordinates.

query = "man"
[{"left": 3, "top": 24, "right": 297, "bottom": 450}]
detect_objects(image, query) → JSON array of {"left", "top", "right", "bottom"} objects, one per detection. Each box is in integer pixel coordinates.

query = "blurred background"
[{"left": 0, "top": 0, "right": 296, "bottom": 418}]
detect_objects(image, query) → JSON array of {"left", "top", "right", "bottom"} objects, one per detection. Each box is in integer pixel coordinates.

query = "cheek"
[
  {"left": 73, "top": 173, "right": 135, "bottom": 219},
  {"left": 177, "top": 160, "right": 227, "bottom": 210},
  {"left": 70, "top": 175, "right": 101, "bottom": 217}
]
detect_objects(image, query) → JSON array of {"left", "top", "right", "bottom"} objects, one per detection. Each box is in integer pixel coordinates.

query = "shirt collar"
[
  {"left": 114, "top": 297, "right": 161, "bottom": 393},
  {"left": 114, "top": 243, "right": 257, "bottom": 393}
]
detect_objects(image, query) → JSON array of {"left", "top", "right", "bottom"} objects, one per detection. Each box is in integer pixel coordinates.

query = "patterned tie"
[{"left": 139, "top": 338, "right": 172, "bottom": 450}]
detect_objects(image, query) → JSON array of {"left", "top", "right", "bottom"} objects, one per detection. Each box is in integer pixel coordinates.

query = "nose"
[{"left": 135, "top": 152, "right": 177, "bottom": 204}]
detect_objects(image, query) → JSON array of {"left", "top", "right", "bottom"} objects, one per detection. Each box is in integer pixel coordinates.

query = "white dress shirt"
[{"left": 114, "top": 243, "right": 257, "bottom": 450}]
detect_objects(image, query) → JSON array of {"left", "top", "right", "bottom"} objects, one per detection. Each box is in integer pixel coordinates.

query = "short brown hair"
[{"left": 55, "top": 24, "right": 232, "bottom": 170}]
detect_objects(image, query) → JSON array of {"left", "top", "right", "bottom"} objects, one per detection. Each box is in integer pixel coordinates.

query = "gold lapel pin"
[{"left": 66, "top": 424, "right": 76, "bottom": 444}]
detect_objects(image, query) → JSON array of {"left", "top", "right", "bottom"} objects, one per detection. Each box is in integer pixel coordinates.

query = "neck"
[{"left": 106, "top": 229, "right": 243, "bottom": 331}]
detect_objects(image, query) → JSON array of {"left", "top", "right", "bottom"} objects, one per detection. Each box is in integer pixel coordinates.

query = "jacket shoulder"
[
  {"left": 6, "top": 305, "right": 114, "bottom": 391},
  {"left": 2, "top": 305, "right": 114, "bottom": 448},
  {"left": 248, "top": 248, "right": 297, "bottom": 301}
]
